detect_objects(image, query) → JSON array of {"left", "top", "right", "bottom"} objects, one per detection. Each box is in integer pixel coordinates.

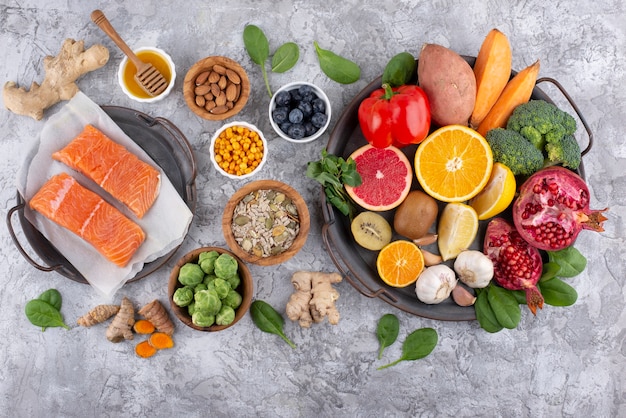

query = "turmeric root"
[
  {"left": 138, "top": 299, "right": 175, "bottom": 335},
  {"left": 3, "top": 38, "right": 109, "bottom": 120},
  {"left": 286, "top": 271, "right": 342, "bottom": 327},
  {"left": 133, "top": 319, "right": 156, "bottom": 335},
  {"left": 77, "top": 304, "right": 119, "bottom": 327},
  {"left": 135, "top": 340, "right": 157, "bottom": 359},
  {"left": 106, "top": 297, "right": 135, "bottom": 343},
  {"left": 148, "top": 332, "right": 175, "bottom": 350}
]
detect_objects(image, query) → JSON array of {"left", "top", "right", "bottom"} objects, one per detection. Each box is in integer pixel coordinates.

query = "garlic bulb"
[
  {"left": 415, "top": 264, "right": 457, "bottom": 304},
  {"left": 453, "top": 250, "right": 494, "bottom": 288}
]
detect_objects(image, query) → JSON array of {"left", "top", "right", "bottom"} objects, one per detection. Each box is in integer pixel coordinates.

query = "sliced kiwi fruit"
[{"left": 351, "top": 211, "right": 392, "bottom": 251}]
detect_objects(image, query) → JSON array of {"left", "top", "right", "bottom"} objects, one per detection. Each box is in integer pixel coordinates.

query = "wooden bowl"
[
  {"left": 183, "top": 56, "right": 250, "bottom": 121},
  {"left": 222, "top": 180, "right": 310, "bottom": 266},
  {"left": 168, "top": 246, "right": 253, "bottom": 332}
]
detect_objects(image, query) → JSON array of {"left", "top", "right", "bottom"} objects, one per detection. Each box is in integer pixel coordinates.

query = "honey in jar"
[{"left": 121, "top": 49, "right": 173, "bottom": 99}]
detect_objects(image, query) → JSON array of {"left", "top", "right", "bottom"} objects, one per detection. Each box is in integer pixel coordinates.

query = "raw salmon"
[
  {"left": 29, "top": 172, "right": 145, "bottom": 267},
  {"left": 52, "top": 124, "right": 160, "bottom": 219}
]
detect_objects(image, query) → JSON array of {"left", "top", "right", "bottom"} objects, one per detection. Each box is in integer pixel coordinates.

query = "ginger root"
[
  {"left": 77, "top": 304, "right": 120, "bottom": 327},
  {"left": 106, "top": 297, "right": 135, "bottom": 343},
  {"left": 138, "top": 299, "right": 175, "bottom": 336},
  {"left": 286, "top": 271, "right": 342, "bottom": 328},
  {"left": 3, "top": 38, "right": 109, "bottom": 120}
]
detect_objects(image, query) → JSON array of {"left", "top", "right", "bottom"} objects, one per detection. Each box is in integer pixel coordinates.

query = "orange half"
[{"left": 376, "top": 240, "right": 424, "bottom": 288}]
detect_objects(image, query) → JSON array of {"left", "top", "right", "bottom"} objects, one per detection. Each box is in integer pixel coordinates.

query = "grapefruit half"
[{"left": 345, "top": 144, "right": 412, "bottom": 211}]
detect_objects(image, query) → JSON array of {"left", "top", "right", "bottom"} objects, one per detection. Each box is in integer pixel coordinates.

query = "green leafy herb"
[
  {"left": 306, "top": 149, "right": 362, "bottom": 219},
  {"left": 539, "top": 278, "right": 578, "bottom": 306},
  {"left": 539, "top": 262, "right": 562, "bottom": 282},
  {"left": 486, "top": 285, "right": 521, "bottom": 329},
  {"left": 474, "top": 289, "right": 504, "bottom": 333},
  {"left": 376, "top": 314, "right": 399, "bottom": 360},
  {"left": 271, "top": 42, "right": 300, "bottom": 73},
  {"left": 377, "top": 328, "right": 438, "bottom": 370},
  {"left": 25, "top": 299, "right": 70, "bottom": 331},
  {"left": 313, "top": 41, "right": 360, "bottom": 84},
  {"left": 250, "top": 300, "right": 296, "bottom": 349},
  {"left": 38, "top": 288, "right": 62, "bottom": 311},
  {"left": 548, "top": 246, "right": 587, "bottom": 278},
  {"left": 243, "top": 24, "right": 272, "bottom": 97}
]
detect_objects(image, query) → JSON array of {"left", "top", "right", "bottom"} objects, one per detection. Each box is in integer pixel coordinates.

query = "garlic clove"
[
  {"left": 413, "top": 233, "right": 438, "bottom": 247},
  {"left": 420, "top": 248, "right": 443, "bottom": 266},
  {"left": 451, "top": 285, "right": 476, "bottom": 306}
]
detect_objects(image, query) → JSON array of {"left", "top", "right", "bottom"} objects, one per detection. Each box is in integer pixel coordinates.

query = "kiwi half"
[{"left": 351, "top": 211, "right": 392, "bottom": 251}]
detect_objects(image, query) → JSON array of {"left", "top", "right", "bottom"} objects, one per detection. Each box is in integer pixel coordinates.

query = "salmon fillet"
[
  {"left": 29, "top": 172, "right": 145, "bottom": 267},
  {"left": 52, "top": 124, "right": 161, "bottom": 218}
]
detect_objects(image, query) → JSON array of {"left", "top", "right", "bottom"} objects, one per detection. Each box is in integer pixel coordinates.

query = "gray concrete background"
[{"left": 1, "top": 0, "right": 624, "bottom": 417}]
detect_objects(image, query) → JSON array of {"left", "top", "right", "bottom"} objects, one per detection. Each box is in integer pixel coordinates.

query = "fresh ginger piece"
[
  {"left": 133, "top": 319, "right": 156, "bottom": 335},
  {"left": 106, "top": 297, "right": 135, "bottom": 343},
  {"left": 138, "top": 299, "right": 175, "bottom": 335},
  {"left": 286, "top": 271, "right": 314, "bottom": 328},
  {"left": 135, "top": 340, "right": 157, "bottom": 358},
  {"left": 77, "top": 304, "right": 119, "bottom": 327},
  {"left": 148, "top": 332, "right": 174, "bottom": 350},
  {"left": 3, "top": 38, "right": 109, "bottom": 120}
]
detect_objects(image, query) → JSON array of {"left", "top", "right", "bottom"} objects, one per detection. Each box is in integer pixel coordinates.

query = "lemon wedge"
[
  {"left": 469, "top": 162, "right": 517, "bottom": 220},
  {"left": 437, "top": 203, "right": 479, "bottom": 261}
]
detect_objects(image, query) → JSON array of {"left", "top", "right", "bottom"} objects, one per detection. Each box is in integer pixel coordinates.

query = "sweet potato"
[
  {"left": 417, "top": 43, "right": 476, "bottom": 126},
  {"left": 477, "top": 60, "right": 540, "bottom": 137},
  {"left": 470, "top": 29, "right": 512, "bottom": 129}
]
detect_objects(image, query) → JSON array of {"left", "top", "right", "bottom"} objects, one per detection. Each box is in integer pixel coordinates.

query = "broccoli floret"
[
  {"left": 486, "top": 128, "right": 544, "bottom": 176},
  {"left": 544, "top": 134, "right": 581, "bottom": 169},
  {"left": 507, "top": 100, "right": 577, "bottom": 151}
]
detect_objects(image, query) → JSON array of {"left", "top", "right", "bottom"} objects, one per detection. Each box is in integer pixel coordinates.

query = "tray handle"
[
  {"left": 320, "top": 196, "right": 399, "bottom": 304},
  {"left": 6, "top": 203, "right": 63, "bottom": 273},
  {"left": 536, "top": 77, "right": 593, "bottom": 157}
]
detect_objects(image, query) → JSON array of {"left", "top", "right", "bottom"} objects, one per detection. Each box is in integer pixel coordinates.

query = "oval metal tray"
[
  {"left": 321, "top": 57, "right": 593, "bottom": 321},
  {"left": 7, "top": 105, "right": 197, "bottom": 284}
]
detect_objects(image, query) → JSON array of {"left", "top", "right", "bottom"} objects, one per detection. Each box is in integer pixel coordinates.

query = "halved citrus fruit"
[
  {"left": 437, "top": 202, "right": 479, "bottom": 261},
  {"left": 469, "top": 162, "right": 516, "bottom": 220},
  {"left": 414, "top": 125, "right": 493, "bottom": 202},
  {"left": 345, "top": 144, "right": 412, "bottom": 211},
  {"left": 376, "top": 240, "right": 424, "bottom": 287}
]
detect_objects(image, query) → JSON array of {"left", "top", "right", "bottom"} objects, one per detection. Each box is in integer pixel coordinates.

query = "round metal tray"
[
  {"left": 6, "top": 106, "right": 197, "bottom": 284},
  {"left": 321, "top": 57, "right": 593, "bottom": 321}
]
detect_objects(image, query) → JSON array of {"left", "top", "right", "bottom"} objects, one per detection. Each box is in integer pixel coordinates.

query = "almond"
[
  {"left": 195, "top": 71, "right": 210, "bottom": 85},
  {"left": 225, "top": 83, "right": 238, "bottom": 102},
  {"left": 194, "top": 84, "right": 211, "bottom": 96},
  {"left": 226, "top": 69, "right": 241, "bottom": 84}
]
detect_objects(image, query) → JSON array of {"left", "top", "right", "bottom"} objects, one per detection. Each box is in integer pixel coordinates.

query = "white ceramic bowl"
[
  {"left": 209, "top": 121, "right": 268, "bottom": 180},
  {"left": 268, "top": 81, "right": 331, "bottom": 143},
  {"left": 117, "top": 46, "right": 176, "bottom": 103}
]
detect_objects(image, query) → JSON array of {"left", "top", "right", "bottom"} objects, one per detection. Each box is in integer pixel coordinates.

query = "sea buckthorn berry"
[{"left": 213, "top": 125, "right": 264, "bottom": 176}]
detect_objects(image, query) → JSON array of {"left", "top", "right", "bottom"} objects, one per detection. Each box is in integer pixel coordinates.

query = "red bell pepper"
[{"left": 358, "top": 84, "right": 431, "bottom": 148}]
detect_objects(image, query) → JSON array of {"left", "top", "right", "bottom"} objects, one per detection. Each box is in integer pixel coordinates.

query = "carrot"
[
  {"left": 135, "top": 340, "right": 157, "bottom": 358},
  {"left": 148, "top": 332, "right": 175, "bottom": 350},
  {"left": 470, "top": 29, "right": 512, "bottom": 129},
  {"left": 477, "top": 60, "right": 540, "bottom": 137},
  {"left": 133, "top": 319, "right": 156, "bottom": 335}
]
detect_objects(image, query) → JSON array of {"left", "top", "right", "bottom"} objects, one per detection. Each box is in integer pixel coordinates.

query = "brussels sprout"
[
  {"left": 203, "top": 274, "right": 217, "bottom": 285},
  {"left": 178, "top": 263, "right": 205, "bottom": 286},
  {"left": 225, "top": 273, "right": 241, "bottom": 290},
  {"left": 222, "top": 289, "right": 243, "bottom": 309},
  {"left": 214, "top": 253, "right": 238, "bottom": 279},
  {"left": 195, "top": 283, "right": 208, "bottom": 292},
  {"left": 194, "top": 289, "right": 222, "bottom": 316},
  {"left": 172, "top": 286, "right": 194, "bottom": 307},
  {"left": 187, "top": 301, "right": 196, "bottom": 316},
  {"left": 215, "top": 305, "right": 236, "bottom": 326},
  {"left": 212, "top": 278, "right": 231, "bottom": 299},
  {"left": 192, "top": 310, "right": 215, "bottom": 327},
  {"left": 199, "top": 251, "right": 220, "bottom": 274}
]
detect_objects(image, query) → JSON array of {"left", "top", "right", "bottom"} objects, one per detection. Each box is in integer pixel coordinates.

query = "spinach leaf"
[
  {"left": 243, "top": 24, "right": 272, "bottom": 97},
  {"left": 25, "top": 299, "right": 70, "bottom": 331},
  {"left": 250, "top": 300, "right": 296, "bottom": 348},
  {"left": 474, "top": 289, "right": 503, "bottom": 333},
  {"left": 539, "top": 262, "right": 562, "bottom": 282},
  {"left": 376, "top": 314, "right": 399, "bottom": 360},
  {"left": 382, "top": 52, "right": 416, "bottom": 87},
  {"left": 271, "top": 42, "right": 299, "bottom": 73},
  {"left": 539, "top": 278, "right": 578, "bottom": 306},
  {"left": 487, "top": 285, "right": 521, "bottom": 329},
  {"left": 377, "top": 328, "right": 438, "bottom": 370},
  {"left": 548, "top": 246, "right": 587, "bottom": 278},
  {"left": 38, "top": 288, "right": 62, "bottom": 311},
  {"left": 313, "top": 41, "right": 360, "bottom": 84}
]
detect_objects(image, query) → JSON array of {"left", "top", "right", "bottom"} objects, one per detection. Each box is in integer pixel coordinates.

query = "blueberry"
[
  {"left": 287, "top": 123, "right": 306, "bottom": 139},
  {"left": 280, "top": 122, "right": 293, "bottom": 134},
  {"left": 297, "top": 101, "right": 313, "bottom": 118},
  {"left": 289, "top": 89, "right": 302, "bottom": 102},
  {"left": 311, "top": 112, "right": 328, "bottom": 128},
  {"left": 288, "top": 108, "right": 304, "bottom": 124},
  {"left": 312, "top": 98, "right": 326, "bottom": 114},
  {"left": 298, "top": 84, "right": 313, "bottom": 96},
  {"left": 275, "top": 91, "right": 291, "bottom": 107},
  {"left": 272, "top": 106, "right": 289, "bottom": 124},
  {"left": 304, "top": 122, "right": 318, "bottom": 137}
]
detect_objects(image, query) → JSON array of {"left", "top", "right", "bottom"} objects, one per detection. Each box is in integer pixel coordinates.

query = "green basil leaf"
[
  {"left": 250, "top": 300, "right": 296, "bottom": 348},
  {"left": 548, "top": 247, "right": 587, "bottom": 278},
  {"left": 538, "top": 278, "right": 578, "bottom": 306},
  {"left": 25, "top": 299, "right": 69, "bottom": 331},
  {"left": 314, "top": 41, "right": 360, "bottom": 84},
  {"left": 38, "top": 288, "right": 62, "bottom": 311},
  {"left": 376, "top": 314, "right": 399, "bottom": 360},
  {"left": 474, "top": 290, "right": 503, "bottom": 333},
  {"left": 487, "top": 285, "right": 521, "bottom": 329},
  {"left": 271, "top": 42, "right": 299, "bottom": 73},
  {"left": 243, "top": 25, "right": 269, "bottom": 65},
  {"left": 377, "top": 328, "right": 437, "bottom": 370}
]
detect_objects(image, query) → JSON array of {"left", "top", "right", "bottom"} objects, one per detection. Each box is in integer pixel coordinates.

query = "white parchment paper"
[{"left": 16, "top": 92, "right": 193, "bottom": 298}]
